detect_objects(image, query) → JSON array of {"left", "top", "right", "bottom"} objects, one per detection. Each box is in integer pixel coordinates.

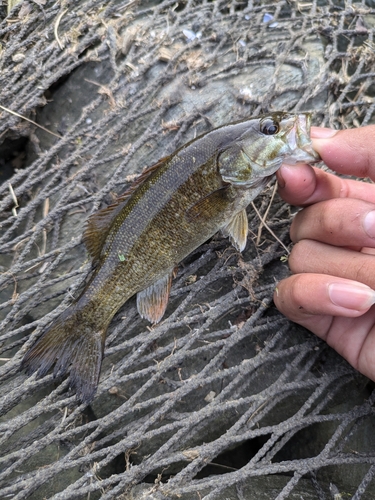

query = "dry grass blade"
[{"left": 0, "top": 105, "right": 63, "bottom": 139}]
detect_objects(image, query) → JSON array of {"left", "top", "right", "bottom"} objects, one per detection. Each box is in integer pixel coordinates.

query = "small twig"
[
  {"left": 207, "top": 462, "right": 238, "bottom": 472},
  {"left": 54, "top": 8, "right": 68, "bottom": 50},
  {"left": 61, "top": 406, "right": 68, "bottom": 425},
  {"left": 7, "top": 0, "right": 21, "bottom": 15},
  {"left": 39, "top": 198, "right": 50, "bottom": 273},
  {"left": 256, "top": 181, "right": 278, "bottom": 245},
  {"left": 41, "top": 198, "right": 50, "bottom": 255},
  {"left": 8, "top": 183, "right": 19, "bottom": 217},
  {"left": 84, "top": 79, "right": 117, "bottom": 108},
  {"left": 11, "top": 274, "right": 19, "bottom": 303},
  {"left": 251, "top": 190, "right": 290, "bottom": 255},
  {"left": 247, "top": 399, "right": 269, "bottom": 423},
  {"left": 0, "top": 104, "right": 63, "bottom": 139}
]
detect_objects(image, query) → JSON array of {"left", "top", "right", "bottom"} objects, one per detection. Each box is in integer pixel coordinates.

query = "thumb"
[{"left": 311, "top": 125, "right": 375, "bottom": 181}]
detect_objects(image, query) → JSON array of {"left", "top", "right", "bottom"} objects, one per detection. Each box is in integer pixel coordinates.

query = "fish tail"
[{"left": 21, "top": 306, "right": 106, "bottom": 403}]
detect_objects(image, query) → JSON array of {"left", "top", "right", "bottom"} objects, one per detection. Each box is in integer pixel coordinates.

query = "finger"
[
  {"left": 273, "top": 273, "right": 375, "bottom": 334},
  {"left": 274, "top": 274, "right": 375, "bottom": 380},
  {"left": 289, "top": 240, "right": 375, "bottom": 290},
  {"left": 325, "top": 311, "right": 375, "bottom": 380},
  {"left": 277, "top": 163, "right": 375, "bottom": 207},
  {"left": 312, "top": 125, "right": 375, "bottom": 181},
  {"left": 290, "top": 198, "right": 375, "bottom": 247}
]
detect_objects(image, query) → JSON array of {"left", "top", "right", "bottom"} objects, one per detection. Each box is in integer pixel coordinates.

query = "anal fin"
[
  {"left": 137, "top": 270, "right": 174, "bottom": 324},
  {"left": 222, "top": 209, "right": 248, "bottom": 252}
]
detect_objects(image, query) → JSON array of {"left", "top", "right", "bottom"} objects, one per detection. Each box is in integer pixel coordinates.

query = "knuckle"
[
  {"left": 288, "top": 274, "right": 306, "bottom": 307},
  {"left": 348, "top": 141, "right": 372, "bottom": 178},
  {"left": 289, "top": 240, "right": 312, "bottom": 273},
  {"left": 354, "top": 258, "right": 375, "bottom": 288},
  {"left": 317, "top": 199, "right": 342, "bottom": 236}
]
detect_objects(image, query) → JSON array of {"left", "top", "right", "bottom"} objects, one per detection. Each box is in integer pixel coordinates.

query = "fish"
[{"left": 21, "top": 112, "right": 320, "bottom": 403}]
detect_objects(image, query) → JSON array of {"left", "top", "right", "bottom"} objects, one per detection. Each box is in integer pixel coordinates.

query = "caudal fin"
[{"left": 21, "top": 307, "right": 105, "bottom": 403}]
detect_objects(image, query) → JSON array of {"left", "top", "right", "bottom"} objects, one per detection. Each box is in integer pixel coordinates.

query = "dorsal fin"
[
  {"left": 118, "top": 155, "right": 170, "bottom": 200},
  {"left": 83, "top": 201, "right": 125, "bottom": 263},
  {"left": 83, "top": 155, "right": 170, "bottom": 263}
]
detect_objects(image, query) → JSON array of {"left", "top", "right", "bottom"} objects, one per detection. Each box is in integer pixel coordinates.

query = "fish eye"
[{"left": 260, "top": 119, "right": 279, "bottom": 135}]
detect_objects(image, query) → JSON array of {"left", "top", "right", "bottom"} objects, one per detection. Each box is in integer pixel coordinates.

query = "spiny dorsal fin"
[
  {"left": 117, "top": 155, "right": 171, "bottom": 200},
  {"left": 221, "top": 209, "right": 248, "bottom": 252},
  {"left": 83, "top": 155, "right": 170, "bottom": 262},
  {"left": 136, "top": 269, "right": 174, "bottom": 324},
  {"left": 83, "top": 203, "right": 122, "bottom": 263}
]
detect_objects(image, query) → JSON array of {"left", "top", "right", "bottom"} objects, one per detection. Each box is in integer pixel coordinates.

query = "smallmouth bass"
[{"left": 21, "top": 112, "right": 319, "bottom": 402}]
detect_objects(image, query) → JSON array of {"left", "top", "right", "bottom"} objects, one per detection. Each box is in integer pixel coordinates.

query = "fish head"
[{"left": 218, "top": 112, "right": 320, "bottom": 187}]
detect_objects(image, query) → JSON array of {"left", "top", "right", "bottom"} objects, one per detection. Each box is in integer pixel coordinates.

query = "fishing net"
[{"left": 1, "top": 0, "right": 375, "bottom": 498}]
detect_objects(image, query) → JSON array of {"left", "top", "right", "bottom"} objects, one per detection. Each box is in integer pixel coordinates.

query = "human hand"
[{"left": 274, "top": 125, "right": 375, "bottom": 381}]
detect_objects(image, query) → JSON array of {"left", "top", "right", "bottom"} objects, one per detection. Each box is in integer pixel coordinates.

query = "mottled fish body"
[{"left": 22, "top": 112, "right": 319, "bottom": 402}]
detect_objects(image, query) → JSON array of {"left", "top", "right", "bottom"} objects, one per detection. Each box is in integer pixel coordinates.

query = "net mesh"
[{"left": 1, "top": 0, "right": 375, "bottom": 499}]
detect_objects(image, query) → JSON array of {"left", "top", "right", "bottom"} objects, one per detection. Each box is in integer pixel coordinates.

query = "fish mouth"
[
  {"left": 246, "top": 174, "right": 274, "bottom": 190},
  {"left": 283, "top": 113, "right": 321, "bottom": 165}
]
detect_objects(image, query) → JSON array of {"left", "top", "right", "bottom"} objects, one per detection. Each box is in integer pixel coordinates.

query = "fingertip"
[
  {"left": 275, "top": 273, "right": 374, "bottom": 316},
  {"left": 274, "top": 273, "right": 373, "bottom": 335},
  {"left": 277, "top": 163, "right": 317, "bottom": 205},
  {"left": 311, "top": 138, "right": 334, "bottom": 161}
]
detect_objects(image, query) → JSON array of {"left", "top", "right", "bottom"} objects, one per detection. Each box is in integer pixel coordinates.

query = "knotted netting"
[{"left": 1, "top": 0, "right": 375, "bottom": 498}]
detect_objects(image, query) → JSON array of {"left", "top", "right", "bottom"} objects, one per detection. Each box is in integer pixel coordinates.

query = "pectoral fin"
[
  {"left": 186, "top": 185, "right": 231, "bottom": 222},
  {"left": 222, "top": 209, "right": 248, "bottom": 252},
  {"left": 137, "top": 270, "right": 174, "bottom": 324}
]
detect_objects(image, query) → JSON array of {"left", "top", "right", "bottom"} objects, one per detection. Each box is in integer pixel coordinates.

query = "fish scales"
[
  {"left": 21, "top": 112, "right": 320, "bottom": 402},
  {"left": 76, "top": 121, "right": 265, "bottom": 314},
  {"left": 80, "top": 135, "right": 240, "bottom": 309}
]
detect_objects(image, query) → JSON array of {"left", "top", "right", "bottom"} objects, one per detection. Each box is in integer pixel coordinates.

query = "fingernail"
[
  {"left": 328, "top": 282, "right": 375, "bottom": 311},
  {"left": 310, "top": 127, "right": 338, "bottom": 139},
  {"left": 277, "top": 165, "right": 296, "bottom": 189},
  {"left": 363, "top": 211, "right": 375, "bottom": 238}
]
